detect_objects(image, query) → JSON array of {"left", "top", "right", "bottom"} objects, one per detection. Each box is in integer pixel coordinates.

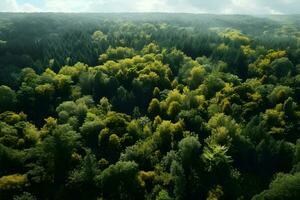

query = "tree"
[
  {"left": 0, "top": 85, "right": 17, "bottom": 112},
  {"left": 206, "top": 185, "right": 224, "bottom": 200},
  {"left": 28, "top": 124, "right": 80, "bottom": 197},
  {"left": 98, "top": 97, "right": 112, "bottom": 114},
  {"left": 79, "top": 71, "right": 95, "bottom": 95},
  {"left": 148, "top": 98, "right": 161, "bottom": 117},
  {"left": 56, "top": 100, "right": 89, "bottom": 128},
  {"left": 170, "top": 160, "right": 185, "bottom": 200},
  {"left": 186, "top": 66, "right": 206, "bottom": 89},
  {"left": 156, "top": 189, "right": 173, "bottom": 200},
  {"left": 252, "top": 172, "right": 300, "bottom": 200},
  {"left": 167, "top": 101, "right": 181, "bottom": 119},
  {"left": 0, "top": 144, "right": 25, "bottom": 177},
  {"left": 202, "top": 75, "right": 226, "bottom": 98},
  {"left": 112, "top": 86, "right": 135, "bottom": 113},
  {"left": 171, "top": 136, "right": 203, "bottom": 199},
  {"left": 178, "top": 136, "right": 201, "bottom": 167},
  {"left": 92, "top": 30, "right": 107, "bottom": 43},
  {"left": 80, "top": 114, "right": 104, "bottom": 151},
  {"left": 97, "top": 161, "right": 143, "bottom": 199},
  {"left": 13, "top": 192, "right": 37, "bottom": 200},
  {"left": 67, "top": 150, "right": 99, "bottom": 199},
  {"left": 270, "top": 57, "right": 293, "bottom": 77},
  {"left": 142, "top": 43, "right": 160, "bottom": 55},
  {"left": 202, "top": 143, "right": 232, "bottom": 173},
  {"left": 268, "top": 85, "right": 293, "bottom": 105},
  {"left": 206, "top": 113, "right": 241, "bottom": 146},
  {"left": 0, "top": 174, "right": 27, "bottom": 199},
  {"left": 99, "top": 47, "right": 135, "bottom": 63},
  {"left": 162, "top": 48, "right": 186, "bottom": 76},
  {"left": 154, "top": 120, "right": 184, "bottom": 153},
  {"left": 283, "top": 97, "right": 297, "bottom": 118}
]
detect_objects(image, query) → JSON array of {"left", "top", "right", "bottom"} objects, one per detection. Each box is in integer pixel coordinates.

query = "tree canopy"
[{"left": 0, "top": 13, "right": 300, "bottom": 200}]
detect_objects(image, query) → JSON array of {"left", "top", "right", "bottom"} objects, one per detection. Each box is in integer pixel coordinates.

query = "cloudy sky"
[{"left": 0, "top": 0, "right": 300, "bottom": 14}]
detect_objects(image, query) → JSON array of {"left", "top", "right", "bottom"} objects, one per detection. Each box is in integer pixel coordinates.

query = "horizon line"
[{"left": 0, "top": 11, "right": 299, "bottom": 16}]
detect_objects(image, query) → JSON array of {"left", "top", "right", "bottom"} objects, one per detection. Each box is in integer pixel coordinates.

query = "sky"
[{"left": 0, "top": 0, "right": 300, "bottom": 14}]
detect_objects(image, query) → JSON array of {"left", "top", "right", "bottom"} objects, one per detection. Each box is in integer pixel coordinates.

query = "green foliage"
[
  {"left": 98, "top": 97, "right": 112, "bottom": 114},
  {"left": 92, "top": 30, "right": 107, "bottom": 43},
  {"left": 154, "top": 120, "right": 184, "bottom": 153},
  {"left": 0, "top": 13, "right": 300, "bottom": 200},
  {"left": 178, "top": 136, "right": 201, "bottom": 167},
  {"left": 202, "top": 143, "right": 233, "bottom": 172},
  {"left": 97, "top": 161, "right": 143, "bottom": 199},
  {"left": 206, "top": 185, "right": 224, "bottom": 200},
  {"left": 156, "top": 189, "right": 173, "bottom": 200},
  {"left": 27, "top": 124, "right": 80, "bottom": 191},
  {"left": 67, "top": 150, "right": 99, "bottom": 199},
  {"left": 99, "top": 47, "right": 135, "bottom": 63},
  {"left": 0, "top": 86, "right": 17, "bottom": 112},
  {"left": 186, "top": 66, "right": 206, "bottom": 89},
  {"left": 170, "top": 160, "right": 185, "bottom": 200},
  {"left": 270, "top": 57, "right": 293, "bottom": 77},
  {"left": 268, "top": 85, "right": 294, "bottom": 105},
  {"left": 252, "top": 172, "right": 300, "bottom": 200},
  {"left": 148, "top": 98, "right": 161, "bottom": 117},
  {"left": 0, "top": 174, "right": 27, "bottom": 191},
  {"left": 202, "top": 74, "right": 226, "bottom": 98},
  {"left": 13, "top": 192, "right": 37, "bottom": 200},
  {"left": 0, "top": 144, "right": 25, "bottom": 176}
]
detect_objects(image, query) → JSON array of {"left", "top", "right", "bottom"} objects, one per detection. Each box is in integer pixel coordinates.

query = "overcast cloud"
[{"left": 0, "top": 0, "right": 299, "bottom": 14}]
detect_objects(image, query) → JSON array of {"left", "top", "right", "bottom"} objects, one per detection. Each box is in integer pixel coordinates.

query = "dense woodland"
[{"left": 0, "top": 13, "right": 300, "bottom": 200}]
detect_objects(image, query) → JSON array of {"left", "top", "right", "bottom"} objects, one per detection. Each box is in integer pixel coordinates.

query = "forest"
[{"left": 0, "top": 13, "right": 300, "bottom": 200}]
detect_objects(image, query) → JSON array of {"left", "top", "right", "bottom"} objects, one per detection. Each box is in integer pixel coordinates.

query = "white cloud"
[
  {"left": 0, "top": 0, "right": 299, "bottom": 14},
  {"left": 135, "top": 0, "right": 168, "bottom": 12},
  {"left": 134, "top": 0, "right": 207, "bottom": 13},
  {"left": 0, "top": 0, "right": 40, "bottom": 12},
  {"left": 44, "top": 0, "right": 104, "bottom": 12},
  {"left": 226, "top": 0, "right": 283, "bottom": 14},
  {"left": 19, "top": 3, "right": 41, "bottom": 12},
  {"left": 0, "top": 0, "right": 19, "bottom": 12}
]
